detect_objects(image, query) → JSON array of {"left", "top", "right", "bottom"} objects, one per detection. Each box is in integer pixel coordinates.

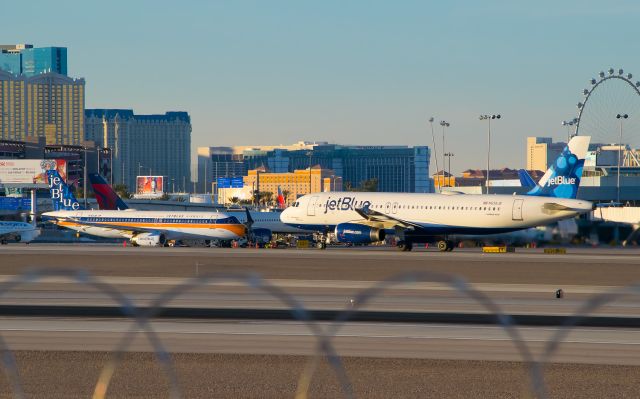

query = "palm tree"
[{"left": 261, "top": 191, "right": 274, "bottom": 206}]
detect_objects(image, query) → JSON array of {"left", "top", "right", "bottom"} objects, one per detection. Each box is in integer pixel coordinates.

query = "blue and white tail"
[
  {"left": 526, "top": 135, "right": 590, "bottom": 199},
  {"left": 46, "top": 170, "right": 83, "bottom": 211}
]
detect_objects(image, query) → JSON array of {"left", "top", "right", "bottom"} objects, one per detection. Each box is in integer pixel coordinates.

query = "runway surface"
[
  {"left": 1, "top": 244, "right": 640, "bottom": 397},
  {"left": 1, "top": 244, "right": 640, "bottom": 317},
  {"left": 1, "top": 317, "right": 640, "bottom": 365}
]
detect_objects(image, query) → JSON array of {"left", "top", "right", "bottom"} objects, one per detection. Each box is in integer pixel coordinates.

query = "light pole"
[
  {"left": 444, "top": 152, "right": 454, "bottom": 187},
  {"left": 439, "top": 121, "right": 450, "bottom": 191},
  {"left": 616, "top": 113, "right": 629, "bottom": 204},
  {"left": 306, "top": 151, "right": 312, "bottom": 194},
  {"left": 429, "top": 117, "right": 440, "bottom": 192},
  {"left": 109, "top": 148, "right": 113, "bottom": 186},
  {"left": 561, "top": 118, "right": 578, "bottom": 142},
  {"left": 479, "top": 114, "right": 501, "bottom": 194},
  {"left": 83, "top": 146, "right": 88, "bottom": 209}
]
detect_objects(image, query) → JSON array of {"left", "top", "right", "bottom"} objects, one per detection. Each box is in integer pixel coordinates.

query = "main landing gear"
[
  {"left": 437, "top": 240, "right": 455, "bottom": 252},
  {"left": 396, "top": 240, "right": 413, "bottom": 252}
]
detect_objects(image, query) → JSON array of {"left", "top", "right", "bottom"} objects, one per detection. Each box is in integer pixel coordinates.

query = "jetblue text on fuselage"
[
  {"left": 548, "top": 176, "right": 576, "bottom": 186},
  {"left": 324, "top": 196, "right": 371, "bottom": 214},
  {"left": 48, "top": 175, "right": 80, "bottom": 210}
]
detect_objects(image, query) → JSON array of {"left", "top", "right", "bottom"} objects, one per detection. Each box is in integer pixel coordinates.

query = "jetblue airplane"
[
  {"left": 43, "top": 171, "right": 245, "bottom": 246},
  {"left": 280, "top": 136, "right": 594, "bottom": 251},
  {"left": 88, "top": 173, "right": 312, "bottom": 239}
]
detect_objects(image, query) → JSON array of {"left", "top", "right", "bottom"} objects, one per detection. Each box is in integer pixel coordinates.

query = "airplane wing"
[
  {"left": 58, "top": 217, "right": 156, "bottom": 236},
  {"left": 353, "top": 205, "right": 423, "bottom": 230}
]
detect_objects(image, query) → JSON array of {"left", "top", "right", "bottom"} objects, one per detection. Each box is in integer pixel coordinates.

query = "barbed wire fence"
[{"left": 0, "top": 268, "right": 634, "bottom": 398}]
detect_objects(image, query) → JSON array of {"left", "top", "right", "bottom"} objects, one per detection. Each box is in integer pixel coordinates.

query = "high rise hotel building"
[
  {"left": 85, "top": 109, "right": 191, "bottom": 191},
  {"left": 0, "top": 45, "right": 84, "bottom": 145}
]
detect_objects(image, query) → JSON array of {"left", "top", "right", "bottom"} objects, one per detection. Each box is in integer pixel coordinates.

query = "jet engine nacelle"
[
  {"left": 334, "top": 223, "right": 386, "bottom": 244},
  {"left": 131, "top": 232, "right": 166, "bottom": 247}
]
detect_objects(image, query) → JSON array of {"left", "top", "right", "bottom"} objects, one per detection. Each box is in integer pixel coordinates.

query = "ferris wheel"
[{"left": 575, "top": 68, "right": 640, "bottom": 150}]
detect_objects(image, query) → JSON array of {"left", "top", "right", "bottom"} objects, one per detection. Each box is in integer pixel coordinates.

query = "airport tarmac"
[
  {"left": 1, "top": 245, "right": 640, "bottom": 397},
  {"left": 0, "top": 318, "right": 639, "bottom": 398},
  {"left": 2, "top": 244, "right": 640, "bottom": 285},
  {"left": 1, "top": 244, "right": 640, "bottom": 317}
]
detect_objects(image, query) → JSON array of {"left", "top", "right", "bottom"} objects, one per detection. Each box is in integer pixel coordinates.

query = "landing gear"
[
  {"left": 396, "top": 240, "right": 413, "bottom": 252},
  {"left": 316, "top": 241, "right": 327, "bottom": 249},
  {"left": 437, "top": 240, "right": 455, "bottom": 252}
]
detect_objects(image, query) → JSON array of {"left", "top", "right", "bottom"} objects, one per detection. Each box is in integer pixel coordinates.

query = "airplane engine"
[
  {"left": 334, "top": 223, "right": 386, "bottom": 244},
  {"left": 131, "top": 232, "right": 166, "bottom": 247}
]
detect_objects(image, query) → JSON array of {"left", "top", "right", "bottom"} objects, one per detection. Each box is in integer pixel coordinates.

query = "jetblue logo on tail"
[
  {"left": 527, "top": 136, "right": 590, "bottom": 199},
  {"left": 47, "top": 171, "right": 82, "bottom": 211}
]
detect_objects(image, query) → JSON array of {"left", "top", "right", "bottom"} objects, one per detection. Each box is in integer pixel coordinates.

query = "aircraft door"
[
  {"left": 385, "top": 202, "right": 391, "bottom": 214},
  {"left": 512, "top": 199, "right": 524, "bottom": 221},
  {"left": 307, "top": 196, "right": 319, "bottom": 216},
  {"left": 392, "top": 202, "right": 398, "bottom": 214}
]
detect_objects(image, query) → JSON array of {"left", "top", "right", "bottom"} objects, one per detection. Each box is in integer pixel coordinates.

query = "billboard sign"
[
  {"left": 217, "top": 177, "right": 244, "bottom": 188},
  {"left": 136, "top": 176, "right": 164, "bottom": 195},
  {"left": 0, "top": 197, "right": 31, "bottom": 211},
  {"left": 0, "top": 159, "right": 68, "bottom": 185}
]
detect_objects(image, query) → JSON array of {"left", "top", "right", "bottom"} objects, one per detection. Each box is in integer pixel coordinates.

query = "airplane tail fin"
[
  {"left": 89, "top": 173, "right": 129, "bottom": 210},
  {"left": 46, "top": 170, "right": 83, "bottom": 211},
  {"left": 526, "top": 136, "right": 590, "bottom": 199},
  {"left": 277, "top": 186, "right": 285, "bottom": 208},
  {"left": 518, "top": 169, "right": 536, "bottom": 188}
]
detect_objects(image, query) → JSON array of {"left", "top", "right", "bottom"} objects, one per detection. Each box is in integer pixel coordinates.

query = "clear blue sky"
[{"left": 4, "top": 0, "right": 640, "bottom": 173}]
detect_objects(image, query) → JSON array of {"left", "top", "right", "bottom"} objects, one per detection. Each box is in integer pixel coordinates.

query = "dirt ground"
[{"left": 0, "top": 351, "right": 637, "bottom": 398}]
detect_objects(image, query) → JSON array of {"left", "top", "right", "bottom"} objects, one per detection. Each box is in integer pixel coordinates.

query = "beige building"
[
  {"left": 527, "top": 137, "right": 565, "bottom": 171},
  {"left": 0, "top": 70, "right": 85, "bottom": 145},
  {"left": 218, "top": 166, "right": 342, "bottom": 205},
  {"left": 85, "top": 109, "right": 191, "bottom": 191}
]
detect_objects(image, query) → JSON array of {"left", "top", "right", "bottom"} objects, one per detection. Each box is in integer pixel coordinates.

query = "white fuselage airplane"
[
  {"left": 0, "top": 221, "right": 40, "bottom": 244},
  {"left": 43, "top": 171, "right": 245, "bottom": 246},
  {"left": 281, "top": 136, "right": 594, "bottom": 251}
]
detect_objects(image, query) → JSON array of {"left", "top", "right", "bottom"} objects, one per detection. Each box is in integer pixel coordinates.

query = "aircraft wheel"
[
  {"left": 437, "top": 240, "right": 448, "bottom": 252},
  {"left": 446, "top": 240, "right": 455, "bottom": 252},
  {"left": 14, "top": 235, "right": 21, "bottom": 243},
  {"left": 397, "top": 241, "right": 406, "bottom": 251},
  {"left": 404, "top": 241, "right": 413, "bottom": 252}
]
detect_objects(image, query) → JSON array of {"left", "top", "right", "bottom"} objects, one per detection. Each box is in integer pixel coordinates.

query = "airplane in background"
[
  {"left": 88, "top": 173, "right": 312, "bottom": 240},
  {"left": 44, "top": 170, "right": 245, "bottom": 246},
  {"left": 0, "top": 220, "right": 40, "bottom": 245},
  {"left": 281, "top": 136, "right": 594, "bottom": 251}
]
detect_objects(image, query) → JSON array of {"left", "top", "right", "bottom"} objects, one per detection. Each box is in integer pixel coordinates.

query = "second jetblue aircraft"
[{"left": 281, "top": 136, "right": 594, "bottom": 251}]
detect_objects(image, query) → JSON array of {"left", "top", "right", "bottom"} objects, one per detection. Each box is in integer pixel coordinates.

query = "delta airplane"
[
  {"left": 281, "top": 136, "right": 594, "bottom": 251},
  {"left": 43, "top": 170, "right": 245, "bottom": 246},
  {"left": 88, "top": 173, "right": 312, "bottom": 241}
]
